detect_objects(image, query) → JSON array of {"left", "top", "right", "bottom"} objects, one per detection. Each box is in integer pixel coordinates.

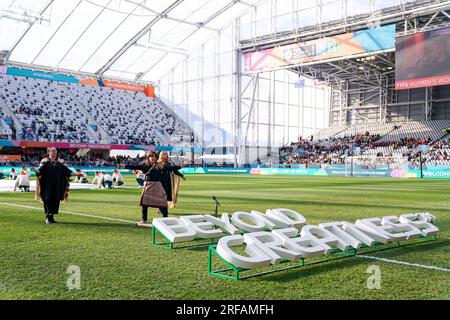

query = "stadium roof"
[{"left": 0, "top": 0, "right": 263, "bottom": 83}]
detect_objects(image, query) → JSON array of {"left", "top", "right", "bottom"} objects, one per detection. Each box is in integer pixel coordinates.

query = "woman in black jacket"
[
  {"left": 31, "top": 147, "right": 81, "bottom": 224},
  {"left": 156, "top": 151, "right": 186, "bottom": 210},
  {"left": 124, "top": 151, "right": 184, "bottom": 222}
]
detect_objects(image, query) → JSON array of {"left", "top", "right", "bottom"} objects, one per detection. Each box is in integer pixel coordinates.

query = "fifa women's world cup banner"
[
  {"left": 244, "top": 25, "right": 396, "bottom": 72},
  {"left": 396, "top": 27, "right": 450, "bottom": 90},
  {"left": 152, "top": 209, "right": 438, "bottom": 270}
]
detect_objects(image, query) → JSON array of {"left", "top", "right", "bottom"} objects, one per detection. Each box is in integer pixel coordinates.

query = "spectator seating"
[{"left": 0, "top": 74, "right": 196, "bottom": 145}]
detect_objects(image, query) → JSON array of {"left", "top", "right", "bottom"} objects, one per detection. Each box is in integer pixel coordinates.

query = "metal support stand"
[
  {"left": 208, "top": 235, "right": 437, "bottom": 281},
  {"left": 152, "top": 226, "right": 219, "bottom": 250},
  {"left": 214, "top": 202, "right": 219, "bottom": 218},
  {"left": 420, "top": 151, "right": 424, "bottom": 179}
]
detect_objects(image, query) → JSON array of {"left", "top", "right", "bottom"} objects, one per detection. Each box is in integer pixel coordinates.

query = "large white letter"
[
  {"left": 381, "top": 216, "right": 422, "bottom": 240},
  {"left": 244, "top": 231, "right": 302, "bottom": 264},
  {"left": 180, "top": 215, "right": 224, "bottom": 239},
  {"left": 318, "top": 221, "right": 362, "bottom": 250},
  {"left": 204, "top": 213, "right": 240, "bottom": 235},
  {"left": 231, "top": 212, "right": 266, "bottom": 232},
  {"left": 300, "top": 225, "right": 341, "bottom": 254},
  {"left": 341, "top": 222, "right": 378, "bottom": 247},
  {"left": 272, "top": 228, "right": 327, "bottom": 258},
  {"left": 354, "top": 218, "right": 394, "bottom": 243},
  {"left": 267, "top": 208, "right": 306, "bottom": 230},
  {"left": 152, "top": 218, "right": 196, "bottom": 243},
  {"left": 216, "top": 235, "right": 272, "bottom": 269},
  {"left": 250, "top": 211, "right": 281, "bottom": 230},
  {"left": 399, "top": 213, "right": 439, "bottom": 237}
]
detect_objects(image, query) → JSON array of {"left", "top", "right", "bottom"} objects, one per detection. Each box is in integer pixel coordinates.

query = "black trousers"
[
  {"left": 43, "top": 199, "right": 61, "bottom": 216},
  {"left": 141, "top": 206, "right": 168, "bottom": 221}
]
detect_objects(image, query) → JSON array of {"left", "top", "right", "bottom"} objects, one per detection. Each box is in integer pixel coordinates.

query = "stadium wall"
[{"left": 1, "top": 165, "right": 449, "bottom": 179}]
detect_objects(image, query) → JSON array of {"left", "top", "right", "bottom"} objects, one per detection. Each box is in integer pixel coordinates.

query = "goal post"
[{"left": 344, "top": 156, "right": 409, "bottom": 178}]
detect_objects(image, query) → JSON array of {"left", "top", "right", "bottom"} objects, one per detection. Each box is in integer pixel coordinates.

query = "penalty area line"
[
  {"left": 356, "top": 254, "right": 450, "bottom": 272},
  {"left": 0, "top": 202, "right": 142, "bottom": 225}
]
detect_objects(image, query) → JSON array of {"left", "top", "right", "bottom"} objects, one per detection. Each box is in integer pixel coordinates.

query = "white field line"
[
  {"left": 0, "top": 202, "right": 145, "bottom": 225},
  {"left": 356, "top": 254, "right": 450, "bottom": 272}
]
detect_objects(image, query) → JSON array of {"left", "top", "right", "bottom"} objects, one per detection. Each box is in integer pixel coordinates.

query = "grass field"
[{"left": 0, "top": 174, "right": 449, "bottom": 300}]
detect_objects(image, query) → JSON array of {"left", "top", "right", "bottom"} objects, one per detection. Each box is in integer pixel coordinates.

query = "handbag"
[{"left": 140, "top": 180, "right": 167, "bottom": 208}]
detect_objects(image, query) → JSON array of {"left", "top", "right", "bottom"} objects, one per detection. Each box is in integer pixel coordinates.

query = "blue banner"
[
  {"left": 1, "top": 165, "right": 449, "bottom": 179},
  {"left": 6, "top": 67, "right": 79, "bottom": 83}
]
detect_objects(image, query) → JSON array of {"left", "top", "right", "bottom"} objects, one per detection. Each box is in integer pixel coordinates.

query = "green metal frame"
[
  {"left": 208, "top": 235, "right": 437, "bottom": 280},
  {"left": 151, "top": 225, "right": 218, "bottom": 250}
]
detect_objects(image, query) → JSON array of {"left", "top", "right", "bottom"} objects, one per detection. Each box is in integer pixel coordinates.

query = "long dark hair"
[{"left": 144, "top": 151, "right": 157, "bottom": 166}]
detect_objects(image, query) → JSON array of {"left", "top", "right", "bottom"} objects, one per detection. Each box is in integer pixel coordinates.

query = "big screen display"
[
  {"left": 244, "top": 24, "right": 396, "bottom": 72},
  {"left": 396, "top": 27, "right": 450, "bottom": 90}
]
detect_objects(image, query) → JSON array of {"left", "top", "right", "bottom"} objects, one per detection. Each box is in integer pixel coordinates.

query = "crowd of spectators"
[
  {"left": 0, "top": 151, "right": 150, "bottom": 167},
  {"left": 14, "top": 105, "right": 90, "bottom": 142},
  {"left": 279, "top": 133, "right": 449, "bottom": 166},
  {"left": 410, "top": 138, "right": 449, "bottom": 166},
  {"left": 280, "top": 132, "right": 382, "bottom": 165},
  {"left": 0, "top": 110, "right": 14, "bottom": 140},
  {"left": 0, "top": 74, "right": 196, "bottom": 146}
]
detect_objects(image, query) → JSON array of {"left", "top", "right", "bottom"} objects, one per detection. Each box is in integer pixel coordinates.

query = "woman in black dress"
[
  {"left": 31, "top": 147, "right": 80, "bottom": 224},
  {"left": 124, "top": 151, "right": 184, "bottom": 223}
]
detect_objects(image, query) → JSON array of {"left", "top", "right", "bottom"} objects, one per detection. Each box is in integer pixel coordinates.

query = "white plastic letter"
[
  {"left": 231, "top": 211, "right": 266, "bottom": 232},
  {"left": 268, "top": 208, "right": 306, "bottom": 230},
  {"left": 152, "top": 218, "right": 196, "bottom": 243},
  {"left": 272, "top": 227, "right": 327, "bottom": 258},
  {"left": 341, "top": 222, "right": 378, "bottom": 247},
  {"left": 381, "top": 216, "right": 422, "bottom": 240},
  {"left": 319, "top": 221, "right": 362, "bottom": 250},
  {"left": 300, "top": 225, "right": 340, "bottom": 254},
  {"left": 244, "top": 231, "right": 302, "bottom": 264},
  {"left": 204, "top": 213, "right": 240, "bottom": 235},
  {"left": 399, "top": 213, "right": 439, "bottom": 237},
  {"left": 355, "top": 218, "right": 394, "bottom": 244},
  {"left": 216, "top": 235, "right": 272, "bottom": 269},
  {"left": 180, "top": 215, "right": 224, "bottom": 239}
]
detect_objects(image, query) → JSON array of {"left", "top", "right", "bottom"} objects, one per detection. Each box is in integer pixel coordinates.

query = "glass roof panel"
[
  {"left": 3, "top": 0, "right": 268, "bottom": 81},
  {"left": 57, "top": 6, "right": 144, "bottom": 70},
  {"left": 0, "top": 0, "right": 50, "bottom": 51},
  {"left": 0, "top": 18, "right": 28, "bottom": 51},
  {"left": 109, "top": 45, "right": 146, "bottom": 73},
  {"left": 33, "top": 0, "right": 104, "bottom": 67},
  {"left": 1, "top": 0, "right": 49, "bottom": 13},
  {"left": 205, "top": 2, "right": 249, "bottom": 30},
  {"left": 182, "top": 28, "right": 217, "bottom": 51},
  {"left": 185, "top": 0, "right": 233, "bottom": 23},
  {"left": 126, "top": 48, "right": 168, "bottom": 74},
  {"left": 146, "top": 18, "right": 180, "bottom": 42},
  {"left": 9, "top": 0, "right": 81, "bottom": 64},
  {"left": 168, "top": 0, "right": 210, "bottom": 21},
  {"left": 160, "top": 23, "right": 198, "bottom": 46},
  {"left": 79, "top": 11, "right": 150, "bottom": 73},
  {"left": 141, "top": 53, "right": 184, "bottom": 81},
  {"left": 123, "top": 0, "right": 178, "bottom": 14}
]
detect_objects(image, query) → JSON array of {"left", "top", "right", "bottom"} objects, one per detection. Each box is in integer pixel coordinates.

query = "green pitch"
[{"left": 0, "top": 175, "right": 449, "bottom": 299}]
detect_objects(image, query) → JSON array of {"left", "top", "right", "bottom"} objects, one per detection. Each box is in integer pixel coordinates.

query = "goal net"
[{"left": 344, "top": 156, "right": 409, "bottom": 178}]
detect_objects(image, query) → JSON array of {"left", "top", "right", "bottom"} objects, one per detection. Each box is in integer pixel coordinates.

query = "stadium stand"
[
  {"left": 280, "top": 127, "right": 450, "bottom": 166},
  {"left": 0, "top": 74, "right": 196, "bottom": 146},
  {"left": 314, "top": 120, "right": 450, "bottom": 143},
  {"left": 0, "top": 75, "right": 93, "bottom": 143}
]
